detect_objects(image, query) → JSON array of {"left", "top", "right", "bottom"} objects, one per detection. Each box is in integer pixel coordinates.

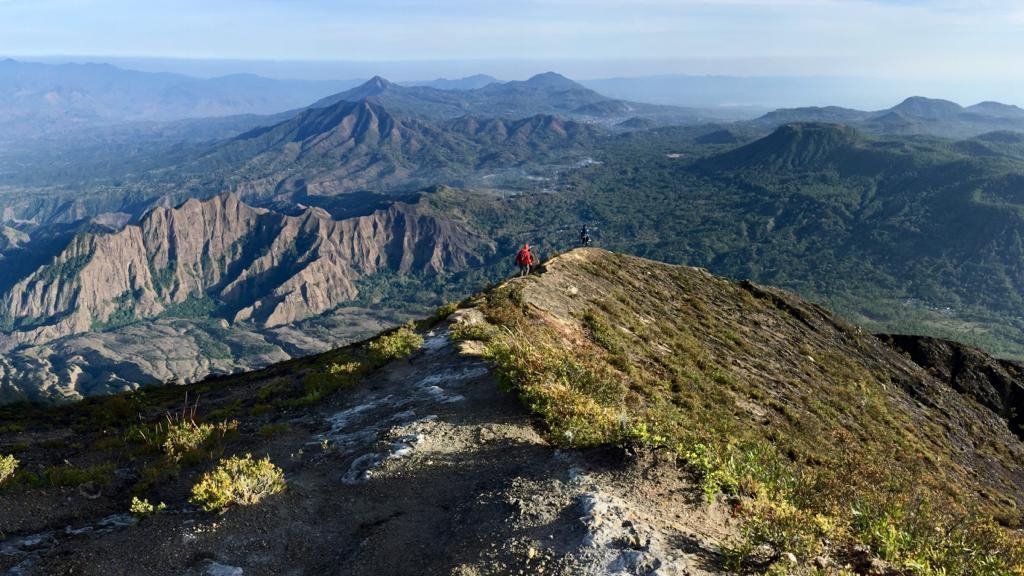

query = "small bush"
[
  {"left": 0, "top": 454, "right": 18, "bottom": 485},
  {"left": 164, "top": 420, "right": 215, "bottom": 460},
  {"left": 582, "top": 310, "right": 623, "bottom": 355},
  {"left": 206, "top": 400, "right": 241, "bottom": 421},
  {"left": 286, "top": 360, "right": 362, "bottom": 407},
  {"left": 684, "top": 443, "right": 737, "bottom": 502},
  {"left": 427, "top": 302, "right": 459, "bottom": 325},
  {"left": 163, "top": 419, "right": 238, "bottom": 462},
  {"left": 256, "top": 379, "right": 291, "bottom": 402},
  {"left": 130, "top": 496, "right": 166, "bottom": 517},
  {"left": 367, "top": 322, "right": 424, "bottom": 362},
  {"left": 450, "top": 321, "right": 499, "bottom": 343},
  {"left": 190, "top": 454, "right": 285, "bottom": 513}
]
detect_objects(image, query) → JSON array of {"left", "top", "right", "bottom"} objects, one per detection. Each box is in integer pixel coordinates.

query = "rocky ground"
[{"left": 0, "top": 316, "right": 736, "bottom": 576}]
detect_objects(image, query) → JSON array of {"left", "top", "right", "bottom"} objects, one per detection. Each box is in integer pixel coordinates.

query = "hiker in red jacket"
[{"left": 515, "top": 244, "right": 535, "bottom": 276}]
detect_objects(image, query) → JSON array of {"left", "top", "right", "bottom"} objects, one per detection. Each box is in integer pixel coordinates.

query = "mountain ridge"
[
  {"left": 0, "top": 248, "right": 1020, "bottom": 574},
  {"left": 753, "top": 95, "right": 1024, "bottom": 137},
  {"left": 307, "top": 72, "right": 709, "bottom": 124}
]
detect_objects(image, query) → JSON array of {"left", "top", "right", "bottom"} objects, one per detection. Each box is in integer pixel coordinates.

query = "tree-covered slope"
[{"left": 425, "top": 123, "right": 1024, "bottom": 357}]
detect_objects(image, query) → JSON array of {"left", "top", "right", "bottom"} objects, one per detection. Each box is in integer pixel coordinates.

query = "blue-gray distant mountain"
[
  {"left": 0, "top": 58, "right": 359, "bottom": 133},
  {"left": 752, "top": 96, "right": 1024, "bottom": 137},
  {"left": 403, "top": 74, "right": 500, "bottom": 90},
  {"left": 309, "top": 72, "right": 724, "bottom": 125}
]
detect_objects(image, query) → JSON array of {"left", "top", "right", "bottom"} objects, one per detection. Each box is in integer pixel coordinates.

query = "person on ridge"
[
  {"left": 579, "top": 224, "right": 592, "bottom": 247},
  {"left": 515, "top": 244, "right": 535, "bottom": 276}
]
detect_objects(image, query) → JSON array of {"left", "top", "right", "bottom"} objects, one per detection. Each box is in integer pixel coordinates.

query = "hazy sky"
[{"left": 1, "top": 0, "right": 1022, "bottom": 82}]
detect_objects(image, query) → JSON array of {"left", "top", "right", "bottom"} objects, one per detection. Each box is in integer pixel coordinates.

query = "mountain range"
[
  {"left": 0, "top": 92, "right": 604, "bottom": 228},
  {"left": 402, "top": 74, "right": 501, "bottom": 90},
  {"left": 5, "top": 65, "right": 1024, "bottom": 400},
  {"left": 307, "top": 72, "right": 723, "bottom": 125},
  {"left": 0, "top": 58, "right": 360, "bottom": 134},
  {"left": 753, "top": 95, "right": 1024, "bottom": 138}
]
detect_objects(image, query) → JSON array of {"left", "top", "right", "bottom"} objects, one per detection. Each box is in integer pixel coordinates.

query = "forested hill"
[{"left": 425, "top": 122, "right": 1024, "bottom": 357}]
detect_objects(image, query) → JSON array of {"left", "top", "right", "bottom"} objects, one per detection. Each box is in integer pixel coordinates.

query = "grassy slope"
[{"left": 461, "top": 248, "right": 1024, "bottom": 574}]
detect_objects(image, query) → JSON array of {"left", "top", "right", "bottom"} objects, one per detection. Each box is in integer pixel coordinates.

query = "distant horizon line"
[
  {"left": 4, "top": 55, "right": 1021, "bottom": 110},
  {"left": 0, "top": 54, "right": 940, "bottom": 82}
]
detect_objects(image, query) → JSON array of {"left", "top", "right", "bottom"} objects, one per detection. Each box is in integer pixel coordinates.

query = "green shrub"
[
  {"left": 256, "top": 379, "right": 291, "bottom": 402},
  {"left": 367, "top": 322, "right": 424, "bottom": 362},
  {"left": 582, "top": 310, "right": 623, "bottom": 355},
  {"left": 130, "top": 496, "right": 166, "bottom": 517},
  {"left": 683, "top": 443, "right": 737, "bottom": 502},
  {"left": 190, "top": 454, "right": 285, "bottom": 513},
  {"left": 206, "top": 400, "right": 241, "bottom": 421},
  {"left": 0, "top": 454, "right": 18, "bottom": 485},
  {"left": 164, "top": 420, "right": 215, "bottom": 460},
  {"left": 450, "top": 321, "right": 499, "bottom": 343},
  {"left": 285, "top": 360, "right": 362, "bottom": 407},
  {"left": 427, "top": 301, "right": 459, "bottom": 325},
  {"left": 163, "top": 419, "right": 237, "bottom": 462}
]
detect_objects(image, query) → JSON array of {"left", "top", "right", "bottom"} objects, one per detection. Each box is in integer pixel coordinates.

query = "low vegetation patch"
[
  {"left": 476, "top": 256, "right": 1024, "bottom": 575},
  {"left": 0, "top": 454, "right": 18, "bottom": 485},
  {"left": 426, "top": 301, "right": 460, "bottom": 326},
  {"left": 129, "top": 401, "right": 238, "bottom": 463},
  {"left": 14, "top": 462, "right": 116, "bottom": 488},
  {"left": 134, "top": 417, "right": 238, "bottom": 463},
  {"left": 130, "top": 496, "right": 166, "bottom": 517},
  {"left": 190, "top": 454, "right": 285, "bottom": 513},
  {"left": 284, "top": 360, "right": 363, "bottom": 407},
  {"left": 450, "top": 320, "right": 499, "bottom": 343},
  {"left": 367, "top": 321, "right": 424, "bottom": 362},
  {"left": 259, "top": 423, "right": 290, "bottom": 438}
]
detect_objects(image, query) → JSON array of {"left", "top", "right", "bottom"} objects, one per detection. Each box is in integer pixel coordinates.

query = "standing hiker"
[
  {"left": 515, "top": 244, "right": 535, "bottom": 276},
  {"left": 579, "top": 224, "right": 592, "bottom": 247}
]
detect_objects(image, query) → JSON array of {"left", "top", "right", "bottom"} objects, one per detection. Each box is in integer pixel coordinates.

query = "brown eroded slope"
[{"left": 0, "top": 192, "right": 492, "bottom": 350}]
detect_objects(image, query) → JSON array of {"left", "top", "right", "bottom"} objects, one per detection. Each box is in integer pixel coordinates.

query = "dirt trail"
[{"left": 5, "top": 322, "right": 734, "bottom": 576}]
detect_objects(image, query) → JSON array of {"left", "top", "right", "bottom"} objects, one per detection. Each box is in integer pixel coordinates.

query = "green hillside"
[{"left": 425, "top": 123, "right": 1024, "bottom": 358}]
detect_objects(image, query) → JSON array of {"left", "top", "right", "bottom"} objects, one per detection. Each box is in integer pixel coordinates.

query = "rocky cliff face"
[{"left": 0, "top": 192, "right": 493, "bottom": 350}]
